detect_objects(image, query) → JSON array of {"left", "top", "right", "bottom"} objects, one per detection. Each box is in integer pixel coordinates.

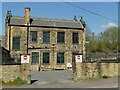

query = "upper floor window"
[
  {"left": 30, "top": 31, "right": 37, "bottom": 42},
  {"left": 57, "top": 32, "right": 65, "bottom": 43},
  {"left": 43, "top": 52, "right": 49, "bottom": 64},
  {"left": 12, "top": 36, "right": 20, "bottom": 50},
  {"left": 32, "top": 52, "right": 39, "bottom": 64},
  {"left": 43, "top": 31, "right": 50, "bottom": 43},
  {"left": 72, "top": 32, "right": 79, "bottom": 44},
  {"left": 57, "top": 52, "right": 64, "bottom": 64}
]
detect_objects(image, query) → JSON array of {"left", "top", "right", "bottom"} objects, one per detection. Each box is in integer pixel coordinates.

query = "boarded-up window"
[{"left": 12, "top": 36, "right": 20, "bottom": 50}]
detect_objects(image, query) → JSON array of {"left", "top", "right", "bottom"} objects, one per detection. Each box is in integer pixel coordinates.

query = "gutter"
[{"left": 8, "top": 24, "right": 84, "bottom": 30}]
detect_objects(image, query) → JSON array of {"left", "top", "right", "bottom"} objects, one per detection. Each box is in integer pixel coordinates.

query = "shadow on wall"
[{"left": 2, "top": 46, "right": 20, "bottom": 65}]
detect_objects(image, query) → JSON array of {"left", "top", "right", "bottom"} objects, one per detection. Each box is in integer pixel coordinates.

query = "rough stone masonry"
[{"left": 5, "top": 7, "right": 86, "bottom": 71}]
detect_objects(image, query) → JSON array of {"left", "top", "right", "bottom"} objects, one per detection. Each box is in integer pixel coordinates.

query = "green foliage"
[
  {"left": 86, "top": 34, "right": 98, "bottom": 53},
  {"left": 86, "top": 26, "right": 118, "bottom": 53},
  {"left": 102, "top": 75, "right": 108, "bottom": 79},
  {"left": 102, "top": 27, "right": 118, "bottom": 52},
  {"left": 2, "top": 77, "right": 27, "bottom": 86}
]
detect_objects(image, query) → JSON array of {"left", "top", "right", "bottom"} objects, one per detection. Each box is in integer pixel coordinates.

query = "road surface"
[{"left": 3, "top": 70, "right": 119, "bottom": 88}]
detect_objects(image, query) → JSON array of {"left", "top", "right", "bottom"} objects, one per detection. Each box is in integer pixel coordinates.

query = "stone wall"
[
  {"left": 76, "top": 62, "right": 120, "bottom": 80},
  {"left": 1, "top": 64, "right": 30, "bottom": 83},
  {"left": 2, "top": 47, "right": 11, "bottom": 64},
  {"left": 101, "top": 63, "right": 119, "bottom": 77}
]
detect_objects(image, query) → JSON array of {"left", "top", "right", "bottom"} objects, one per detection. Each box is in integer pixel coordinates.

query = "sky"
[{"left": 1, "top": 2, "right": 118, "bottom": 35}]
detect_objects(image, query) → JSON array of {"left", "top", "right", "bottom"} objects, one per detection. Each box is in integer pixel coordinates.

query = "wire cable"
[{"left": 65, "top": 2, "right": 118, "bottom": 23}]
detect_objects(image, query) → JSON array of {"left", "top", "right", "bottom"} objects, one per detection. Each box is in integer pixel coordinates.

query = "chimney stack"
[
  {"left": 25, "top": 7, "right": 30, "bottom": 25},
  {"left": 80, "top": 17, "right": 86, "bottom": 28}
]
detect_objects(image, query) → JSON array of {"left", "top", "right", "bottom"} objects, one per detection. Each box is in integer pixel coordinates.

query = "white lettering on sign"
[
  {"left": 75, "top": 55, "right": 82, "bottom": 62},
  {"left": 21, "top": 55, "right": 30, "bottom": 63}
]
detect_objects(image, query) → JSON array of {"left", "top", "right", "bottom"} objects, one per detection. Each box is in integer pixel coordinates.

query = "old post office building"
[{"left": 5, "top": 8, "right": 86, "bottom": 71}]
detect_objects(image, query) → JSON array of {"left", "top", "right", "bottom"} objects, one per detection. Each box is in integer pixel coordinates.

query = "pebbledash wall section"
[
  {"left": 1, "top": 64, "right": 30, "bottom": 83},
  {"left": 76, "top": 61, "right": 120, "bottom": 80}
]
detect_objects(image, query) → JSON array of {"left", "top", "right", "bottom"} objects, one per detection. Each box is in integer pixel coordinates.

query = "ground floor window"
[
  {"left": 32, "top": 52, "right": 39, "bottom": 64},
  {"left": 43, "top": 52, "right": 49, "bottom": 64},
  {"left": 57, "top": 52, "right": 64, "bottom": 64}
]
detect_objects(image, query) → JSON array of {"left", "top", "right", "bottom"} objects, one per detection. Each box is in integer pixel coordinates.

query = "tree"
[
  {"left": 96, "top": 34, "right": 103, "bottom": 53},
  {"left": 101, "top": 26, "right": 118, "bottom": 53},
  {"left": 86, "top": 32, "right": 98, "bottom": 53},
  {"left": 86, "top": 26, "right": 118, "bottom": 54}
]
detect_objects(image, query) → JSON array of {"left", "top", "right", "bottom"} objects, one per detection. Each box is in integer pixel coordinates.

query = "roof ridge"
[
  {"left": 12, "top": 16, "right": 80, "bottom": 23},
  {"left": 31, "top": 16, "right": 74, "bottom": 22}
]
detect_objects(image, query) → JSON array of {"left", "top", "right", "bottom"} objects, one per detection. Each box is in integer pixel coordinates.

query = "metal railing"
[{"left": 82, "top": 53, "right": 120, "bottom": 62}]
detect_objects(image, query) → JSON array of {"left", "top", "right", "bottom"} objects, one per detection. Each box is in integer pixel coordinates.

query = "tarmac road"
[{"left": 2, "top": 70, "right": 119, "bottom": 88}]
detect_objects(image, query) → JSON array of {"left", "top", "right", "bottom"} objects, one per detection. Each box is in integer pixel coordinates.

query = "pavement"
[{"left": 2, "top": 70, "right": 119, "bottom": 88}]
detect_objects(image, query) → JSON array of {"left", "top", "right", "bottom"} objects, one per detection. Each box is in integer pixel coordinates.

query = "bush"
[
  {"left": 102, "top": 75, "right": 108, "bottom": 79},
  {"left": 2, "top": 77, "right": 27, "bottom": 86}
]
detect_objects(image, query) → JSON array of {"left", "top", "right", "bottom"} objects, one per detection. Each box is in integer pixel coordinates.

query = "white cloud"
[{"left": 102, "top": 22, "right": 118, "bottom": 29}]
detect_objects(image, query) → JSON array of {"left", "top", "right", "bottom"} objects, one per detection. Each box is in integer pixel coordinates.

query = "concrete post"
[{"left": 27, "top": 74, "right": 31, "bottom": 85}]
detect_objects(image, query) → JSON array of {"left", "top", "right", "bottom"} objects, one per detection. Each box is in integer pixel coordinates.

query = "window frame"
[
  {"left": 57, "top": 32, "right": 65, "bottom": 43},
  {"left": 31, "top": 52, "right": 39, "bottom": 65},
  {"left": 12, "top": 36, "right": 20, "bottom": 50},
  {"left": 42, "top": 52, "right": 50, "bottom": 64},
  {"left": 43, "top": 31, "right": 50, "bottom": 44},
  {"left": 72, "top": 32, "right": 79, "bottom": 44},
  {"left": 30, "top": 31, "right": 38, "bottom": 43},
  {"left": 57, "top": 52, "right": 64, "bottom": 64}
]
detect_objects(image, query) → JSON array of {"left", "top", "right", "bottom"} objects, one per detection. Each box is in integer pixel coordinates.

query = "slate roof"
[{"left": 9, "top": 16, "right": 84, "bottom": 29}]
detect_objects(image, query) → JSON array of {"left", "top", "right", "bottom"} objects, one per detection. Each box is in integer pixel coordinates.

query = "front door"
[{"left": 31, "top": 51, "right": 40, "bottom": 71}]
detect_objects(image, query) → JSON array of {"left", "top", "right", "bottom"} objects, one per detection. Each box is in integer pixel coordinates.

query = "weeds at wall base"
[
  {"left": 2, "top": 77, "right": 27, "bottom": 86},
  {"left": 101, "top": 75, "right": 108, "bottom": 79}
]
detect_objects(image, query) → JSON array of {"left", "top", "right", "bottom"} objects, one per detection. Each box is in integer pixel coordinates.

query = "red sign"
[
  {"left": 76, "top": 55, "right": 82, "bottom": 62},
  {"left": 23, "top": 55, "right": 27, "bottom": 60},
  {"left": 77, "top": 55, "right": 80, "bottom": 60},
  {"left": 21, "top": 54, "right": 30, "bottom": 63}
]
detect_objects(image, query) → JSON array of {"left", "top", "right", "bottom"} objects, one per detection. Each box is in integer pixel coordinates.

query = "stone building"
[{"left": 5, "top": 8, "right": 86, "bottom": 71}]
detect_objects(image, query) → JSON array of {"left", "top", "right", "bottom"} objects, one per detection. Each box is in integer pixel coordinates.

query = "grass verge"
[{"left": 2, "top": 77, "right": 27, "bottom": 86}]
